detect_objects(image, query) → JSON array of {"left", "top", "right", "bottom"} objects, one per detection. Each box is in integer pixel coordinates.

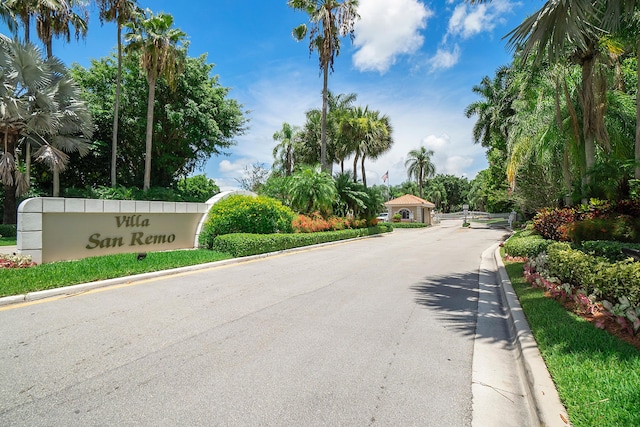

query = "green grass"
[
  {"left": 0, "top": 237, "right": 16, "bottom": 246},
  {"left": 0, "top": 250, "right": 231, "bottom": 297},
  {"left": 504, "top": 260, "right": 640, "bottom": 427}
]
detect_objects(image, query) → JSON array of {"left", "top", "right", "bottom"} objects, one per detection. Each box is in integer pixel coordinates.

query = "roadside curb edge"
[{"left": 494, "top": 246, "right": 570, "bottom": 426}]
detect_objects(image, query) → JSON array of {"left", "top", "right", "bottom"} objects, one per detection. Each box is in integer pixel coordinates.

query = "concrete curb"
[
  {"left": 494, "top": 247, "right": 570, "bottom": 426},
  {"left": 0, "top": 234, "right": 384, "bottom": 308}
]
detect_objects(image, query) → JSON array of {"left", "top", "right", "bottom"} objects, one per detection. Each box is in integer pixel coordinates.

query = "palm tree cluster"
[
  {"left": 271, "top": 91, "right": 393, "bottom": 187},
  {"left": 466, "top": 0, "right": 640, "bottom": 213}
]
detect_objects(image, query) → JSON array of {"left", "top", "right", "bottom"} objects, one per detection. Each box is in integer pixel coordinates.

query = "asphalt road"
[{"left": 0, "top": 222, "right": 523, "bottom": 426}]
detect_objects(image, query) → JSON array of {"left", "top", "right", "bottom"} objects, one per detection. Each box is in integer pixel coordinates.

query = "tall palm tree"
[
  {"left": 0, "top": 39, "right": 92, "bottom": 223},
  {"left": 288, "top": 0, "right": 359, "bottom": 173},
  {"left": 272, "top": 122, "right": 299, "bottom": 176},
  {"left": 35, "top": 0, "right": 88, "bottom": 59},
  {"left": 342, "top": 106, "right": 393, "bottom": 187},
  {"left": 125, "top": 9, "right": 186, "bottom": 191},
  {"left": 0, "top": 2, "right": 18, "bottom": 34},
  {"left": 405, "top": 146, "right": 436, "bottom": 199},
  {"left": 96, "top": 0, "right": 140, "bottom": 188}
]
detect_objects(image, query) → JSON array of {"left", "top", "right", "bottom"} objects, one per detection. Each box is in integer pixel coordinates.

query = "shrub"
[
  {"left": 580, "top": 241, "right": 640, "bottom": 262},
  {"left": 212, "top": 226, "right": 391, "bottom": 257},
  {"left": 199, "top": 195, "right": 295, "bottom": 249},
  {"left": 532, "top": 207, "right": 576, "bottom": 241},
  {"left": 0, "top": 224, "right": 17, "bottom": 238},
  {"left": 567, "top": 216, "right": 640, "bottom": 244},
  {"left": 503, "top": 232, "right": 552, "bottom": 258},
  {"left": 545, "top": 242, "right": 640, "bottom": 307}
]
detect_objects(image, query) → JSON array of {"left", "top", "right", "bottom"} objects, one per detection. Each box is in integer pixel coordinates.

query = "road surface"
[{"left": 0, "top": 222, "right": 532, "bottom": 426}]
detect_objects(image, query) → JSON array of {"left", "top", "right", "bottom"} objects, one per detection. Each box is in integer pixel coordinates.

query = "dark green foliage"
[
  {"left": 67, "top": 54, "right": 247, "bottom": 189},
  {"left": 0, "top": 224, "right": 17, "bottom": 238},
  {"left": 62, "top": 179, "right": 219, "bottom": 202},
  {"left": 390, "top": 222, "right": 427, "bottom": 228},
  {"left": 546, "top": 242, "right": 640, "bottom": 307},
  {"left": 580, "top": 241, "right": 640, "bottom": 262},
  {"left": 199, "top": 195, "right": 295, "bottom": 249},
  {"left": 212, "top": 226, "right": 391, "bottom": 257},
  {"left": 503, "top": 230, "right": 552, "bottom": 258}
]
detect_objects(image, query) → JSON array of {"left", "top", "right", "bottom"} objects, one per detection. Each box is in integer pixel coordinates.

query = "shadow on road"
[{"left": 410, "top": 271, "right": 511, "bottom": 346}]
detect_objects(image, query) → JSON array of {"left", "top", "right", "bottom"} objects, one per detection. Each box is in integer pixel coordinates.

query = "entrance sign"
[{"left": 17, "top": 191, "right": 255, "bottom": 264}]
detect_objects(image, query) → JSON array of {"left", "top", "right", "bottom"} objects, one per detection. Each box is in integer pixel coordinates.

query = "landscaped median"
[
  {"left": 0, "top": 225, "right": 393, "bottom": 298},
  {"left": 502, "top": 229, "right": 640, "bottom": 426}
]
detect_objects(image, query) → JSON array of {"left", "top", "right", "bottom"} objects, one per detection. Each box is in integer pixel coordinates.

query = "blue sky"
[{"left": 6, "top": 0, "right": 541, "bottom": 190}]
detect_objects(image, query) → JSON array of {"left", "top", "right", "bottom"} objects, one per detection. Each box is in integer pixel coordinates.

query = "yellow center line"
[{"left": 0, "top": 242, "right": 340, "bottom": 311}]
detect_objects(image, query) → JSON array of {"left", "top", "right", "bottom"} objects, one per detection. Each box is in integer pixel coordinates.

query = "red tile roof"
[{"left": 384, "top": 194, "right": 435, "bottom": 207}]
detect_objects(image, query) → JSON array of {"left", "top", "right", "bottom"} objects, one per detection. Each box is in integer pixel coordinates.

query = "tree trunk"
[
  {"left": 111, "top": 23, "right": 123, "bottom": 187},
  {"left": 320, "top": 64, "right": 329, "bottom": 173},
  {"left": 3, "top": 184, "right": 17, "bottom": 224},
  {"left": 360, "top": 154, "right": 367, "bottom": 188},
  {"left": 352, "top": 152, "right": 359, "bottom": 182},
  {"left": 53, "top": 169, "right": 59, "bottom": 197},
  {"left": 581, "top": 53, "right": 597, "bottom": 190},
  {"left": 143, "top": 77, "right": 156, "bottom": 191}
]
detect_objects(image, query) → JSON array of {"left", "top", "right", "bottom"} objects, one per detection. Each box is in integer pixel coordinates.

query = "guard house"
[{"left": 384, "top": 194, "right": 436, "bottom": 225}]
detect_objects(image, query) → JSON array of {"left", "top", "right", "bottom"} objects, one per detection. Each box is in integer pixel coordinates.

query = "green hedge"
[
  {"left": 0, "top": 224, "right": 17, "bottom": 238},
  {"left": 389, "top": 222, "right": 427, "bottom": 228},
  {"left": 503, "top": 229, "right": 552, "bottom": 258},
  {"left": 580, "top": 241, "right": 640, "bottom": 263},
  {"left": 546, "top": 242, "right": 640, "bottom": 307},
  {"left": 212, "top": 225, "right": 393, "bottom": 257}
]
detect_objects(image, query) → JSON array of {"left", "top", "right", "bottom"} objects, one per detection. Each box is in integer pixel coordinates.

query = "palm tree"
[
  {"left": 35, "top": 0, "right": 88, "bottom": 59},
  {"left": 96, "top": 0, "right": 140, "bottom": 187},
  {"left": 288, "top": 165, "right": 337, "bottom": 216},
  {"left": 125, "top": 9, "right": 187, "bottom": 191},
  {"left": 405, "top": 146, "right": 436, "bottom": 199},
  {"left": 333, "top": 171, "right": 367, "bottom": 216},
  {"left": 342, "top": 106, "right": 393, "bottom": 186},
  {"left": 0, "top": 39, "right": 92, "bottom": 223},
  {"left": 272, "top": 122, "right": 299, "bottom": 176},
  {"left": 288, "top": 0, "right": 359, "bottom": 173},
  {"left": 464, "top": 66, "right": 514, "bottom": 152}
]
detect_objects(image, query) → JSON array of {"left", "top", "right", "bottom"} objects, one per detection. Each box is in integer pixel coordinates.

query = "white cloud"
[
  {"left": 353, "top": 0, "right": 433, "bottom": 73},
  {"left": 429, "top": 45, "right": 460, "bottom": 71},
  {"left": 447, "top": 0, "right": 516, "bottom": 40}
]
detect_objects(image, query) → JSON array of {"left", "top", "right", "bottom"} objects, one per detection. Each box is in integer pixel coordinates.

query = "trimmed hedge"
[
  {"left": 503, "top": 229, "right": 552, "bottom": 258},
  {"left": 546, "top": 242, "right": 640, "bottom": 307},
  {"left": 389, "top": 222, "right": 427, "bottom": 228},
  {"left": 0, "top": 224, "right": 17, "bottom": 238},
  {"left": 212, "top": 225, "right": 393, "bottom": 257},
  {"left": 580, "top": 241, "right": 640, "bottom": 263}
]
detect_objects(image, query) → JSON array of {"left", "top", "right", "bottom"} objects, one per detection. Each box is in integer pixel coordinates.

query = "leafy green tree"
[
  {"left": 125, "top": 9, "right": 187, "bottom": 191},
  {"left": 0, "top": 39, "right": 92, "bottom": 223},
  {"left": 405, "top": 146, "right": 436, "bottom": 199},
  {"left": 288, "top": 165, "right": 337, "bottom": 216},
  {"left": 96, "top": 0, "right": 140, "bottom": 187},
  {"left": 175, "top": 174, "right": 219, "bottom": 202},
  {"left": 68, "top": 52, "right": 246, "bottom": 188},
  {"left": 288, "top": 0, "right": 359, "bottom": 172}
]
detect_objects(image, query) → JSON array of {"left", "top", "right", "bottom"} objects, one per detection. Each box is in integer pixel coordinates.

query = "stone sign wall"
[{"left": 16, "top": 191, "right": 255, "bottom": 264}]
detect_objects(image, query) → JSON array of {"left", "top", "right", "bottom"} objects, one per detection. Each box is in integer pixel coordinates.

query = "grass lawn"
[
  {"left": 0, "top": 237, "right": 16, "bottom": 246},
  {"left": 503, "top": 260, "right": 640, "bottom": 427},
  {"left": 0, "top": 249, "right": 231, "bottom": 297}
]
